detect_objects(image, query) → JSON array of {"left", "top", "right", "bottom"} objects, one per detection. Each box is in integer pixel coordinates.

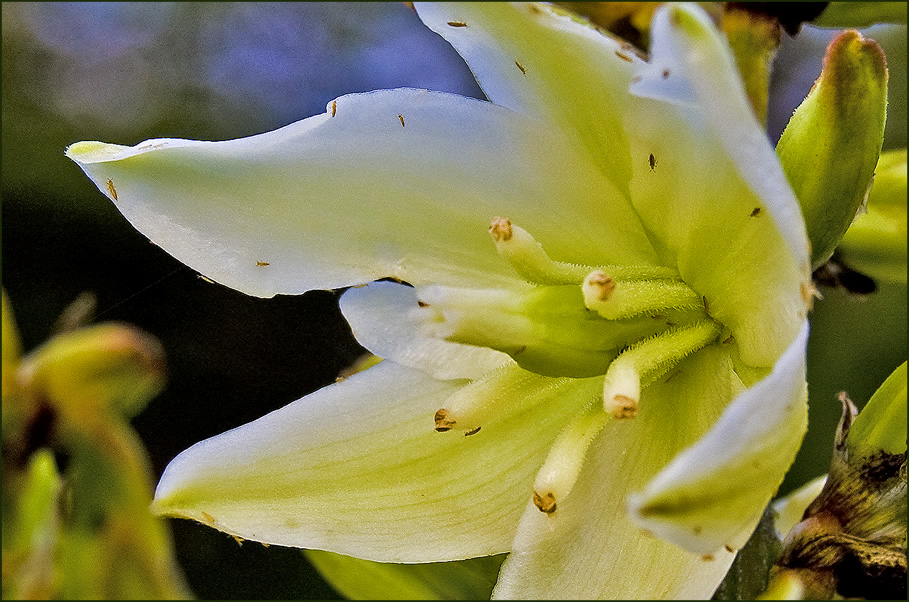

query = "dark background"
[{"left": 2, "top": 3, "right": 905, "bottom": 598}]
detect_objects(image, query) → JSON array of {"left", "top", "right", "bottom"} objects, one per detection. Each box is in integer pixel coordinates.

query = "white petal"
[
  {"left": 67, "top": 89, "right": 655, "bottom": 298},
  {"left": 152, "top": 360, "right": 601, "bottom": 562},
  {"left": 416, "top": 2, "right": 648, "bottom": 196},
  {"left": 627, "top": 3, "right": 811, "bottom": 366},
  {"left": 629, "top": 323, "right": 809, "bottom": 555},
  {"left": 494, "top": 344, "right": 742, "bottom": 598},
  {"left": 339, "top": 281, "right": 511, "bottom": 380}
]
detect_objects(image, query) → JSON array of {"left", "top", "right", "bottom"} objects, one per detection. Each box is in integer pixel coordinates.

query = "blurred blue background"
[{"left": 2, "top": 3, "right": 905, "bottom": 598}]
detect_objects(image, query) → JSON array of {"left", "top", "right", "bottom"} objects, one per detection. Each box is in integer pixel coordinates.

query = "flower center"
[{"left": 422, "top": 217, "right": 724, "bottom": 513}]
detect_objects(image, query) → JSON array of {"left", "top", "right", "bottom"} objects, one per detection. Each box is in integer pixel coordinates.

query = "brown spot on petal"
[
  {"left": 702, "top": 554, "right": 715, "bottom": 562},
  {"left": 533, "top": 491, "right": 557, "bottom": 514}
]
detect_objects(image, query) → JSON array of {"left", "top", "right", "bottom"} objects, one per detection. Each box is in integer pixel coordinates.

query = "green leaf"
[
  {"left": 305, "top": 550, "right": 504, "bottom": 600},
  {"left": 776, "top": 30, "right": 888, "bottom": 269},
  {"left": 813, "top": 2, "right": 908, "bottom": 28},
  {"left": 848, "top": 360, "right": 907, "bottom": 455}
]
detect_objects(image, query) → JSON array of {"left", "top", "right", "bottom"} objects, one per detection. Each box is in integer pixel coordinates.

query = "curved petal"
[
  {"left": 493, "top": 344, "right": 740, "bottom": 599},
  {"left": 152, "top": 360, "right": 602, "bottom": 562},
  {"left": 627, "top": 3, "right": 812, "bottom": 367},
  {"left": 415, "top": 2, "right": 646, "bottom": 196},
  {"left": 66, "top": 89, "right": 656, "bottom": 298},
  {"left": 339, "top": 281, "right": 511, "bottom": 381},
  {"left": 629, "top": 322, "right": 809, "bottom": 555}
]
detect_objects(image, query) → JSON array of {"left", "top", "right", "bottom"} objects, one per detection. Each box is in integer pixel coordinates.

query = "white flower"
[{"left": 65, "top": 3, "right": 814, "bottom": 598}]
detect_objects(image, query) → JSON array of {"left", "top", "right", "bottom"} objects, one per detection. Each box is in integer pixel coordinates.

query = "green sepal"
[
  {"left": 813, "top": 2, "right": 908, "bottom": 28},
  {"left": 776, "top": 29, "right": 888, "bottom": 269},
  {"left": 305, "top": 550, "right": 505, "bottom": 600},
  {"left": 848, "top": 360, "right": 907, "bottom": 456},
  {"left": 837, "top": 149, "right": 908, "bottom": 283}
]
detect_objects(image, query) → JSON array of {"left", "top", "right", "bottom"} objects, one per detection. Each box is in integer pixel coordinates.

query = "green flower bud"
[
  {"left": 16, "top": 322, "right": 166, "bottom": 422},
  {"left": 776, "top": 30, "right": 888, "bottom": 269},
  {"left": 837, "top": 149, "right": 908, "bottom": 283}
]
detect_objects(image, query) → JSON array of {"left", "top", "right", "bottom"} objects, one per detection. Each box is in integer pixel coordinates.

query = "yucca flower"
[{"left": 65, "top": 3, "right": 814, "bottom": 598}]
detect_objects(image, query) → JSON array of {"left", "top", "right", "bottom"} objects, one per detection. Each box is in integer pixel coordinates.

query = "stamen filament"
[
  {"left": 583, "top": 271, "right": 704, "bottom": 320},
  {"left": 490, "top": 217, "right": 593, "bottom": 284},
  {"left": 602, "top": 320, "right": 722, "bottom": 418},
  {"left": 435, "top": 363, "right": 575, "bottom": 432},
  {"left": 533, "top": 401, "right": 609, "bottom": 514},
  {"left": 489, "top": 217, "right": 678, "bottom": 285}
]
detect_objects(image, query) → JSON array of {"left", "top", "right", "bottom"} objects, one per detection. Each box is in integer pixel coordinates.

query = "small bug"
[
  {"left": 750, "top": 207, "right": 761, "bottom": 217},
  {"left": 662, "top": 68, "right": 671, "bottom": 79},
  {"left": 614, "top": 50, "right": 633, "bottom": 63},
  {"left": 515, "top": 61, "right": 526, "bottom": 75},
  {"left": 398, "top": 114, "right": 405, "bottom": 127},
  {"left": 464, "top": 426, "right": 481, "bottom": 437},
  {"left": 649, "top": 153, "right": 657, "bottom": 171},
  {"left": 447, "top": 21, "right": 467, "bottom": 27},
  {"left": 330, "top": 100, "right": 337, "bottom": 117},
  {"left": 106, "top": 178, "right": 118, "bottom": 201},
  {"left": 256, "top": 261, "right": 270, "bottom": 267}
]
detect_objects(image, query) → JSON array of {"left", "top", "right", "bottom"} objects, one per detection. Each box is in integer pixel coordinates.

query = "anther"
[
  {"left": 582, "top": 270, "right": 616, "bottom": 302},
  {"left": 434, "top": 408, "right": 456, "bottom": 432},
  {"left": 533, "top": 491, "right": 557, "bottom": 513},
  {"left": 532, "top": 402, "right": 610, "bottom": 514}
]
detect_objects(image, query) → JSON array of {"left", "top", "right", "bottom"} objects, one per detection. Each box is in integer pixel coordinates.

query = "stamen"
[
  {"left": 489, "top": 217, "right": 680, "bottom": 286},
  {"left": 489, "top": 217, "right": 592, "bottom": 285},
  {"left": 533, "top": 401, "right": 609, "bottom": 513},
  {"left": 434, "top": 363, "right": 573, "bottom": 433},
  {"left": 583, "top": 271, "right": 704, "bottom": 320},
  {"left": 601, "top": 320, "right": 722, "bottom": 417},
  {"left": 601, "top": 361, "right": 641, "bottom": 419}
]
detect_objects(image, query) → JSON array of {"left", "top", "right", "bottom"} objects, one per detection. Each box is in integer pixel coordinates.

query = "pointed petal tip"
[{"left": 65, "top": 140, "right": 132, "bottom": 164}]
